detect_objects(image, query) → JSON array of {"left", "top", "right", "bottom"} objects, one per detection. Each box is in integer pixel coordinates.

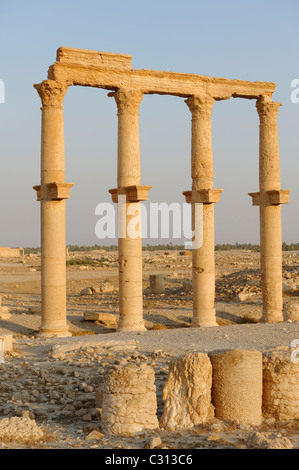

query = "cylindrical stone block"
[
  {"left": 149, "top": 274, "right": 165, "bottom": 294},
  {"left": 160, "top": 352, "right": 213, "bottom": 430},
  {"left": 209, "top": 349, "right": 263, "bottom": 425},
  {"left": 101, "top": 364, "right": 159, "bottom": 435},
  {"left": 262, "top": 350, "right": 299, "bottom": 420}
]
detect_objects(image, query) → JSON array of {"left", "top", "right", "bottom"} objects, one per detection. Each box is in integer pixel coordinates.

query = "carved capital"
[
  {"left": 256, "top": 96, "right": 282, "bottom": 124},
  {"left": 34, "top": 80, "right": 69, "bottom": 108},
  {"left": 185, "top": 94, "right": 215, "bottom": 119},
  {"left": 109, "top": 88, "right": 143, "bottom": 115}
]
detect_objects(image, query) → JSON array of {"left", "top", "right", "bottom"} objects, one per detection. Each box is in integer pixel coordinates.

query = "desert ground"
[{"left": 0, "top": 248, "right": 299, "bottom": 450}]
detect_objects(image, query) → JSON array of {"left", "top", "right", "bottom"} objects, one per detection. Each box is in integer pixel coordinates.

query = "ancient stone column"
[
  {"left": 209, "top": 349, "right": 263, "bottom": 425},
  {"left": 184, "top": 95, "right": 221, "bottom": 327},
  {"left": 109, "top": 88, "right": 148, "bottom": 331},
  {"left": 33, "top": 80, "right": 73, "bottom": 337},
  {"left": 256, "top": 97, "right": 284, "bottom": 323}
]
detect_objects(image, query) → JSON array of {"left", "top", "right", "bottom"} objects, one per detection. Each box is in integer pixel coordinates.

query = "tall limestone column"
[
  {"left": 183, "top": 95, "right": 222, "bottom": 327},
  {"left": 256, "top": 97, "right": 285, "bottom": 322},
  {"left": 109, "top": 88, "right": 150, "bottom": 331},
  {"left": 33, "top": 80, "right": 73, "bottom": 337}
]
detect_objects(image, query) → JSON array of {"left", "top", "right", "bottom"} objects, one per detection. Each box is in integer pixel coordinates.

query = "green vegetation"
[
  {"left": 215, "top": 243, "right": 260, "bottom": 252},
  {"left": 66, "top": 258, "right": 104, "bottom": 267},
  {"left": 24, "top": 247, "right": 40, "bottom": 255},
  {"left": 23, "top": 242, "right": 299, "bottom": 254}
]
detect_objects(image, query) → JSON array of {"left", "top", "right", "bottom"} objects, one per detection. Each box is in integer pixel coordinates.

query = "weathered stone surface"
[
  {"left": 160, "top": 352, "right": 213, "bottom": 430},
  {"left": 101, "top": 363, "right": 159, "bottom": 435},
  {"left": 48, "top": 47, "right": 276, "bottom": 99},
  {"left": 182, "top": 279, "right": 192, "bottom": 293},
  {"left": 99, "top": 281, "right": 115, "bottom": 293},
  {"left": 247, "top": 431, "right": 293, "bottom": 449},
  {"left": 0, "top": 335, "right": 13, "bottom": 352},
  {"left": 83, "top": 312, "right": 118, "bottom": 327},
  {"left": 0, "top": 411, "right": 44, "bottom": 444},
  {"left": 263, "top": 349, "right": 299, "bottom": 420},
  {"left": 283, "top": 299, "right": 299, "bottom": 322},
  {"left": 149, "top": 274, "right": 165, "bottom": 294},
  {"left": 209, "top": 349, "right": 263, "bottom": 425},
  {"left": 80, "top": 287, "right": 93, "bottom": 296}
]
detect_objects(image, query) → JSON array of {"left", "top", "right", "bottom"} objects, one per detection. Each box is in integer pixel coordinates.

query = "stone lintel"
[
  {"left": 109, "top": 185, "right": 152, "bottom": 203},
  {"left": 47, "top": 48, "right": 276, "bottom": 100},
  {"left": 183, "top": 189, "right": 223, "bottom": 204},
  {"left": 33, "top": 183, "right": 74, "bottom": 201},
  {"left": 56, "top": 47, "right": 132, "bottom": 70},
  {"left": 248, "top": 190, "right": 290, "bottom": 206}
]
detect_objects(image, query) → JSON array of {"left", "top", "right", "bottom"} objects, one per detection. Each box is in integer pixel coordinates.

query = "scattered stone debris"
[{"left": 0, "top": 411, "right": 45, "bottom": 444}]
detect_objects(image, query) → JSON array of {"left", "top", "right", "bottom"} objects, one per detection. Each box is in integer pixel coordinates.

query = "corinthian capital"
[
  {"left": 185, "top": 94, "right": 215, "bottom": 119},
  {"left": 256, "top": 96, "right": 282, "bottom": 124},
  {"left": 34, "top": 80, "right": 69, "bottom": 108},
  {"left": 109, "top": 88, "right": 143, "bottom": 115}
]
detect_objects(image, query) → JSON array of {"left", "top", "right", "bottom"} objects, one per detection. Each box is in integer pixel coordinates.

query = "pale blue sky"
[{"left": 0, "top": 0, "right": 298, "bottom": 246}]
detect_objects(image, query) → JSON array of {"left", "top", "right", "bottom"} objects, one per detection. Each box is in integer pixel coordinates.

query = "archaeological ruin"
[{"left": 33, "top": 47, "right": 289, "bottom": 337}]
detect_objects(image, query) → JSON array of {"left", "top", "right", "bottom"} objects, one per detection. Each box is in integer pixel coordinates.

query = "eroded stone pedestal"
[
  {"left": 160, "top": 352, "right": 213, "bottom": 430},
  {"left": 263, "top": 349, "right": 299, "bottom": 420},
  {"left": 101, "top": 363, "right": 159, "bottom": 435}
]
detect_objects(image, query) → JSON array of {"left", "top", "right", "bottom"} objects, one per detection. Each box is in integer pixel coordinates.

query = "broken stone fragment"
[
  {"left": 283, "top": 299, "right": 299, "bottom": 322},
  {"left": 160, "top": 352, "right": 213, "bottom": 430},
  {"left": 263, "top": 349, "right": 299, "bottom": 420},
  {"left": 83, "top": 312, "right": 118, "bottom": 327},
  {"left": 80, "top": 287, "right": 93, "bottom": 295}
]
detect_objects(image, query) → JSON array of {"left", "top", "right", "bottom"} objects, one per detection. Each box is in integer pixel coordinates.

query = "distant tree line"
[
  {"left": 215, "top": 243, "right": 260, "bottom": 252},
  {"left": 22, "top": 242, "right": 299, "bottom": 254}
]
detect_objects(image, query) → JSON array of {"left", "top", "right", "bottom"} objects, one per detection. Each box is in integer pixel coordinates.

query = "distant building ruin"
[{"left": 0, "top": 247, "right": 24, "bottom": 258}]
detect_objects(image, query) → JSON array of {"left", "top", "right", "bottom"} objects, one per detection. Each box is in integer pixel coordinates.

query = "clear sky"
[{"left": 0, "top": 0, "right": 298, "bottom": 247}]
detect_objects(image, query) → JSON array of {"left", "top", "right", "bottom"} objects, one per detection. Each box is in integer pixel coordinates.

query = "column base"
[
  {"left": 260, "top": 310, "right": 283, "bottom": 323},
  {"left": 117, "top": 317, "right": 146, "bottom": 332},
  {"left": 191, "top": 309, "right": 218, "bottom": 327},
  {"left": 37, "top": 326, "right": 72, "bottom": 338}
]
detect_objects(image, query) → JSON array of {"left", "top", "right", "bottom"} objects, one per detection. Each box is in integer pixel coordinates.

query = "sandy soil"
[{"left": 0, "top": 249, "right": 299, "bottom": 450}]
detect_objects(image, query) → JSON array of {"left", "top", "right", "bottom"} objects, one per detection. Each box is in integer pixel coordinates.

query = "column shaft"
[
  {"left": 35, "top": 80, "right": 70, "bottom": 337},
  {"left": 113, "top": 89, "right": 145, "bottom": 331},
  {"left": 186, "top": 96, "right": 218, "bottom": 327},
  {"left": 257, "top": 98, "right": 283, "bottom": 322}
]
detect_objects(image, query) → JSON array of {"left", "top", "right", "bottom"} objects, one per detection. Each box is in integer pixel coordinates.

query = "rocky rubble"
[{"left": 0, "top": 250, "right": 299, "bottom": 449}]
